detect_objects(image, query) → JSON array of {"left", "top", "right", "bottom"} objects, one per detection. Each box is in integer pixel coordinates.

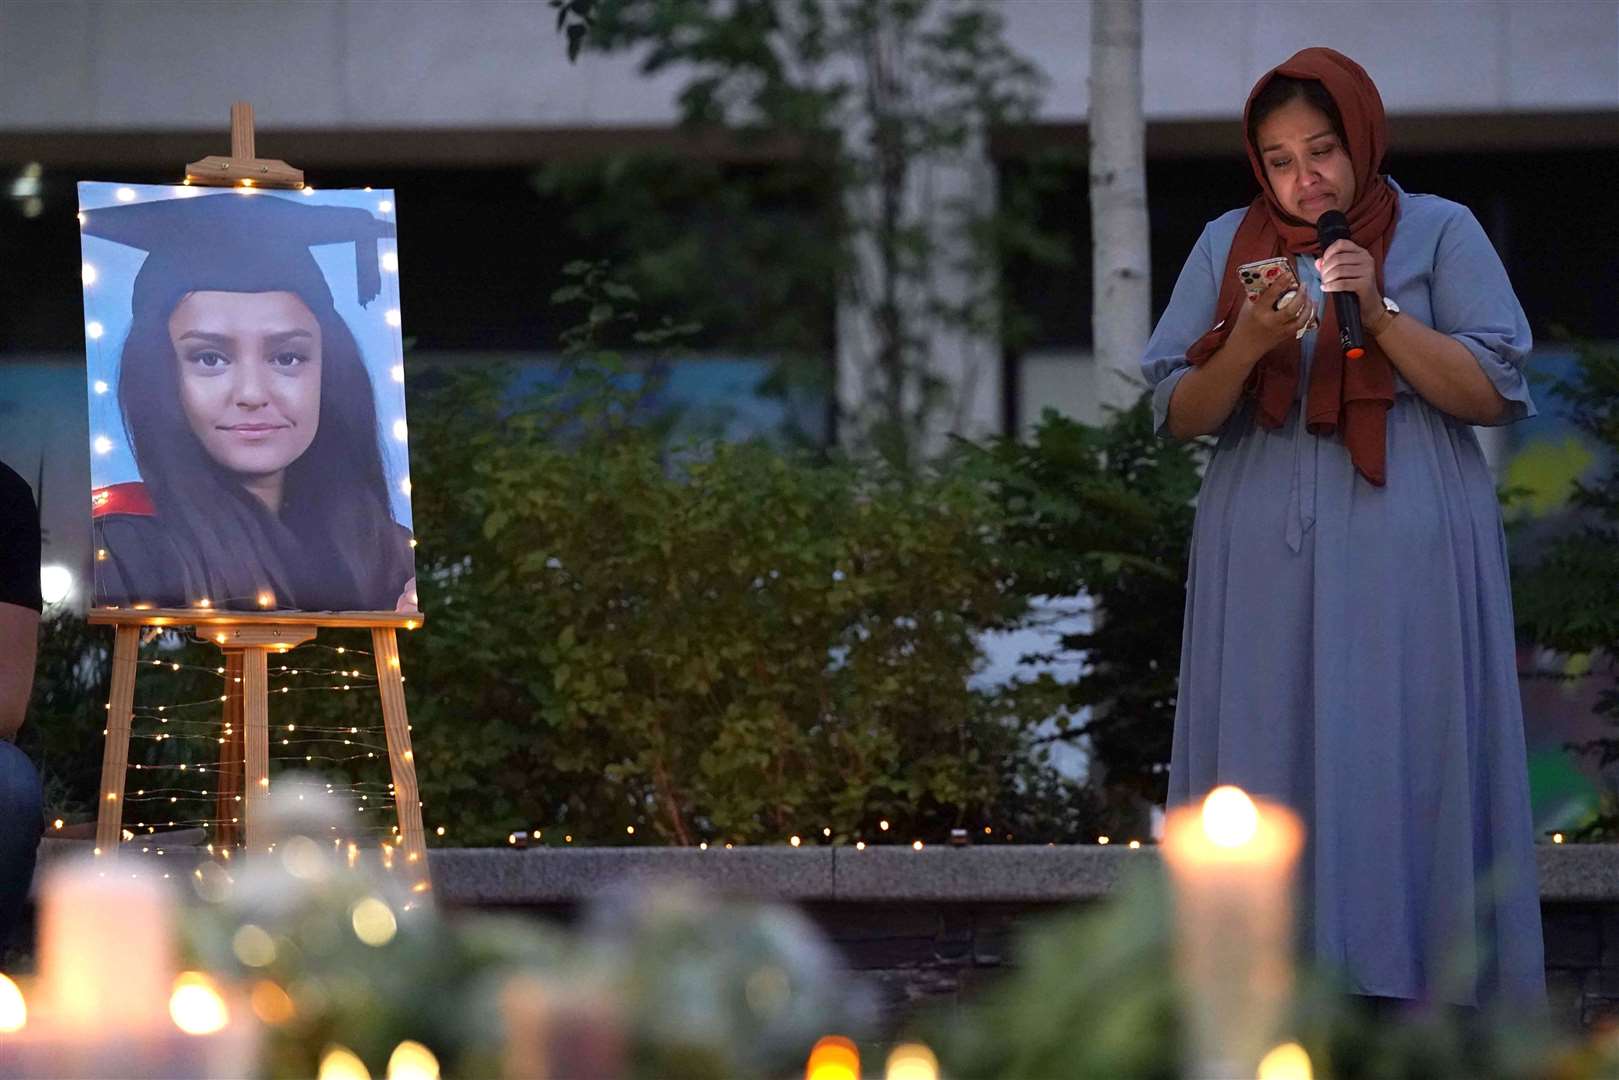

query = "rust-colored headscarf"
[{"left": 1186, "top": 47, "right": 1399, "bottom": 485}]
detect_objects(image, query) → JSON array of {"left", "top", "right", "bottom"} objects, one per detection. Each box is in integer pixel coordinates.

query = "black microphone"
[{"left": 1315, "top": 210, "right": 1365, "bottom": 360}]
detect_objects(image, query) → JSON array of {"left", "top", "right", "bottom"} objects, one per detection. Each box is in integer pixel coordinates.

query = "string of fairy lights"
[{"left": 66, "top": 634, "right": 441, "bottom": 853}]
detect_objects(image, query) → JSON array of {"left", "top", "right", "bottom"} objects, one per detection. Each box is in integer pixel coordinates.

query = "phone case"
[
  {"left": 1238, "top": 256, "right": 1293, "bottom": 298},
  {"left": 1236, "top": 257, "right": 1319, "bottom": 337}
]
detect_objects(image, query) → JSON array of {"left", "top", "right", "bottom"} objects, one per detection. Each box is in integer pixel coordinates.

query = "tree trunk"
[{"left": 1089, "top": 0, "right": 1150, "bottom": 416}]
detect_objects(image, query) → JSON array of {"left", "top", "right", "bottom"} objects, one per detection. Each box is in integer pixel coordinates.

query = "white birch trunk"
[{"left": 1088, "top": 0, "right": 1150, "bottom": 415}]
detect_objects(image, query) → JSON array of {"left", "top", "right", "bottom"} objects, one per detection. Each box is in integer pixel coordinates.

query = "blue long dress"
[{"left": 1142, "top": 179, "right": 1546, "bottom": 1006}]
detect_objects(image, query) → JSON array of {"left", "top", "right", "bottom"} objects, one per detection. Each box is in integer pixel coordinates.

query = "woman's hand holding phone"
[{"left": 1233, "top": 273, "right": 1316, "bottom": 353}]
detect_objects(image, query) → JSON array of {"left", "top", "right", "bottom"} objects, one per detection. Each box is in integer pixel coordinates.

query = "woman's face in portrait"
[
  {"left": 1255, "top": 96, "right": 1357, "bottom": 222},
  {"left": 169, "top": 290, "right": 323, "bottom": 486}
]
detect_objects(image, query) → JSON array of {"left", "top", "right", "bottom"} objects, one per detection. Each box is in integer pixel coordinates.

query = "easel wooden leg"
[
  {"left": 95, "top": 625, "right": 140, "bottom": 855},
  {"left": 216, "top": 652, "right": 245, "bottom": 848},
  {"left": 372, "top": 627, "right": 429, "bottom": 893},
  {"left": 241, "top": 647, "right": 271, "bottom": 853}
]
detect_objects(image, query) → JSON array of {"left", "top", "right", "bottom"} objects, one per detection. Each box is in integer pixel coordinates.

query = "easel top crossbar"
[{"left": 87, "top": 608, "right": 424, "bottom": 630}]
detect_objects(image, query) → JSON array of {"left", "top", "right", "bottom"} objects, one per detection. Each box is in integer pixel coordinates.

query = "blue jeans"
[{"left": 0, "top": 741, "right": 42, "bottom": 950}]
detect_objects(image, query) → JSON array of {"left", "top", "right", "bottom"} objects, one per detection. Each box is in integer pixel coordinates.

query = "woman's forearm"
[
  {"left": 1165, "top": 327, "right": 1267, "bottom": 440},
  {"left": 1371, "top": 312, "right": 1508, "bottom": 425}
]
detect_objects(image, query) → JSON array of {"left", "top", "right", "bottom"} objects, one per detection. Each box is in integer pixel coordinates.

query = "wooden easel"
[{"left": 90, "top": 105, "right": 428, "bottom": 889}]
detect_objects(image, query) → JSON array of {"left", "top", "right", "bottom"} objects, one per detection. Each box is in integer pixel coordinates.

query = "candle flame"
[
  {"left": 885, "top": 1042, "right": 940, "bottom": 1080},
  {"left": 1201, "top": 785, "right": 1260, "bottom": 848},
  {"left": 319, "top": 1045, "right": 372, "bottom": 1080},
  {"left": 1257, "top": 1041, "right": 1314, "bottom": 1080},
  {"left": 387, "top": 1039, "right": 441, "bottom": 1080},
  {"left": 169, "top": 971, "right": 229, "bottom": 1035},
  {"left": 806, "top": 1035, "right": 860, "bottom": 1080},
  {"left": 0, "top": 973, "right": 25, "bottom": 1032}
]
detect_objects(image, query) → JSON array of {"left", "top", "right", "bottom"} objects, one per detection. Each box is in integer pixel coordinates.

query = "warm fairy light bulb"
[
  {"left": 351, "top": 897, "right": 398, "bottom": 946},
  {"left": 790, "top": 835, "right": 801, "bottom": 847},
  {"left": 1201, "top": 785, "right": 1260, "bottom": 848},
  {"left": 82, "top": 262, "right": 98, "bottom": 286},
  {"left": 390, "top": 364, "right": 405, "bottom": 383},
  {"left": 92, "top": 435, "right": 112, "bottom": 456},
  {"left": 385, "top": 309, "right": 402, "bottom": 327},
  {"left": 1098, "top": 835, "right": 1111, "bottom": 845},
  {"left": 879, "top": 819, "right": 889, "bottom": 831},
  {"left": 169, "top": 971, "right": 229, "bottom": 1035},
  {"left": 387, "top": 1040, "right": 439, "bottom": 1080},
  {"left": 86, "top": 321, "right": 105, "bottom": 341},
  {"left": 1129, "top": 840, "right": 1141, "bottom": 849},
  {"left": 257, "top": 591, "right": 274, "bottom": 608},
  {"left": 912, "top": 840, "right": 923, "bottom": 851},
  {"left": 233, "top": 924, "right": 276, "bottom": 967},
  {"left": 319, "top": 1045, "right": 371, "bottom": 1080},
  {"left": 885, "top": 1043, "right": 940, "bottom": 1080},
  {"left": 114, "top": 187, "right": 136, "bottom": 202},
  {"left": 0, "top": 973, "right": 25, "bottom": 1032},
  {"left": 855, "top": 841, "right": 866, "bottom": 851},
  {"left": 1553, "top": 832, "right": 1565, "bottom": 844},
  {"left": 392, "top": 419, "right": 408, "bottom": 442},
  {"left": 301, "top": 186, "right": 316, "bottom": 197},
  {"left": 806, "top": 1035, "right": 860, "bottom": 1080},
  {"left": 250, "top": 979, "right": 296, "bottom": 1024},
  {"left": 1257, "top": 1041, "right": 1314, "bottom": 1080},
  {"left": 377, "top": 200, "right": 393, "bottom": 213},
  {"left": 399, "top": 477, "right": 411, "bottom": 496},
  {"left": 382, "top": 252, "right": 399, "bottom": 273}
]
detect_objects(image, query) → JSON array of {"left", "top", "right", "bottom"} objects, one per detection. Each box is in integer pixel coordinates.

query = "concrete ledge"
[
  {"left": 35, "top": 841, "right": 1611, "bottom": 905},
  {"left": 429, "top": 847, "right": 835, "bottom": 904},
  {"left": 428, "top": 844, "right": 1618, "bottom": 907}
]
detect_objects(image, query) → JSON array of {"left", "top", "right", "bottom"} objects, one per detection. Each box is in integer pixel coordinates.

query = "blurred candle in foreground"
[
  {"left": 387, "top": 1040, "right": 440, "bottom": 1080},
  {"left": 1162, "top": 785, "right": 1304, "bottom": 1079},
  {"left": 319, "top": 1045, "right": 372, "bottom": 1080},
  {"left": 0, "top": 974, "right": 25, "bottom": 1032},
  {"left": 885, "top": 1041, "right": 940, "bottom": 1080},
  {"left": 40, "top": 860, "right": 174, "bottom": 1032},
  {"left": 1257, "top": 1040, "right": 1314, "bottom": 1080},
  {"left": 806, "top": 1035, "right": 860, "bottom": 1080}
]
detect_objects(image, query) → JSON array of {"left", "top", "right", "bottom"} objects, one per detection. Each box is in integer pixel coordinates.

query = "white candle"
[
  {"left": 1162, "top": 785, "right": 1305, "bottom": 1079},
  {"left": 38, "top": 860, "right": 175, "bottom": 1032},
  {"left": 0, "top": 857, "right": 256, "bottom": 1080}
]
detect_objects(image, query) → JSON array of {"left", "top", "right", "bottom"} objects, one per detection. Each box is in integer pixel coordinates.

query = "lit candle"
[
  {"left": 0, "top": 859, "right": 257, "bottom": 1078},
  {"left": 1161, "top": 785, "right": 1304, "bottom": 1079},
  {"left": 39, "top": 860, "right": 174, "bottom": 1032}
]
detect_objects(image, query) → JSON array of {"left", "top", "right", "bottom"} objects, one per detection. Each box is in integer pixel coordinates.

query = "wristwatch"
[{"left": 1371, "top": 295, "right": 1400, "bottom": 336}]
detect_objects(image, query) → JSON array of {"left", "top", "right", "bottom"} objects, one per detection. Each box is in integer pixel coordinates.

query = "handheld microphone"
[{"left": 1315, "top": 209, "right": 1365, "bottom": 360}]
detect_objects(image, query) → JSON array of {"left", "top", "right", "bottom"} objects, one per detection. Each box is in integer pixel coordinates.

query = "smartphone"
[
  {"left": 1237, "top": 256, "right": 1294, "bottom": 298},
  {"left": 1237, "top": 255, "right": 1318, "bottom": 337}
]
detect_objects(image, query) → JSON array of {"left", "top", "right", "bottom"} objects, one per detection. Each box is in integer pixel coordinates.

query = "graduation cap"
[{"left": 80, "top": 190, "right": 396, "bottom": 319}]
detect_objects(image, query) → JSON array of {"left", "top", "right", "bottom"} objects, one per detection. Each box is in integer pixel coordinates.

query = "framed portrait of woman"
[{"left": 78, "top": 182, "right": 418, "bottom": 615}]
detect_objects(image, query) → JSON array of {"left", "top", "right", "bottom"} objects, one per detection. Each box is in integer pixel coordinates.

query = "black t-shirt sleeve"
[{"left": 0, "top": 463, "right": 42, "bottom": 612}]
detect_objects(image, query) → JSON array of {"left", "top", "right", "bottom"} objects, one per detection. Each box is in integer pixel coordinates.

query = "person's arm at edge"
[
  {"left": 1363, "top": 301, "right": 1509, "bottom": 425},
  {"left": 1317, "top": 203, "right": 1520, "bottom": 427},
  {"left": 0, "top": 603, "right": 38, "bottom": 742},
  {"left": 1166, "top": 276, "right": 1310, "bottom": 440},
  {"left": 1165, "top": 322, "right": 1269, "bottom": 440}
]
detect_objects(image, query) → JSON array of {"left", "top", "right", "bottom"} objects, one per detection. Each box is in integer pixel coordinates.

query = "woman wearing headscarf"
[{"left": 1142, "top": 48, "right": 1543, "bottom": 1007}]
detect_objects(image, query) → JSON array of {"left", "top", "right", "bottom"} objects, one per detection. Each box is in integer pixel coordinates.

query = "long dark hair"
[
  {"left": 1246, "top": 75, "right": 1350, "bottom": 159},
  {"left": 117, "top": 290, "right": 400, "bottom": 610}
]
